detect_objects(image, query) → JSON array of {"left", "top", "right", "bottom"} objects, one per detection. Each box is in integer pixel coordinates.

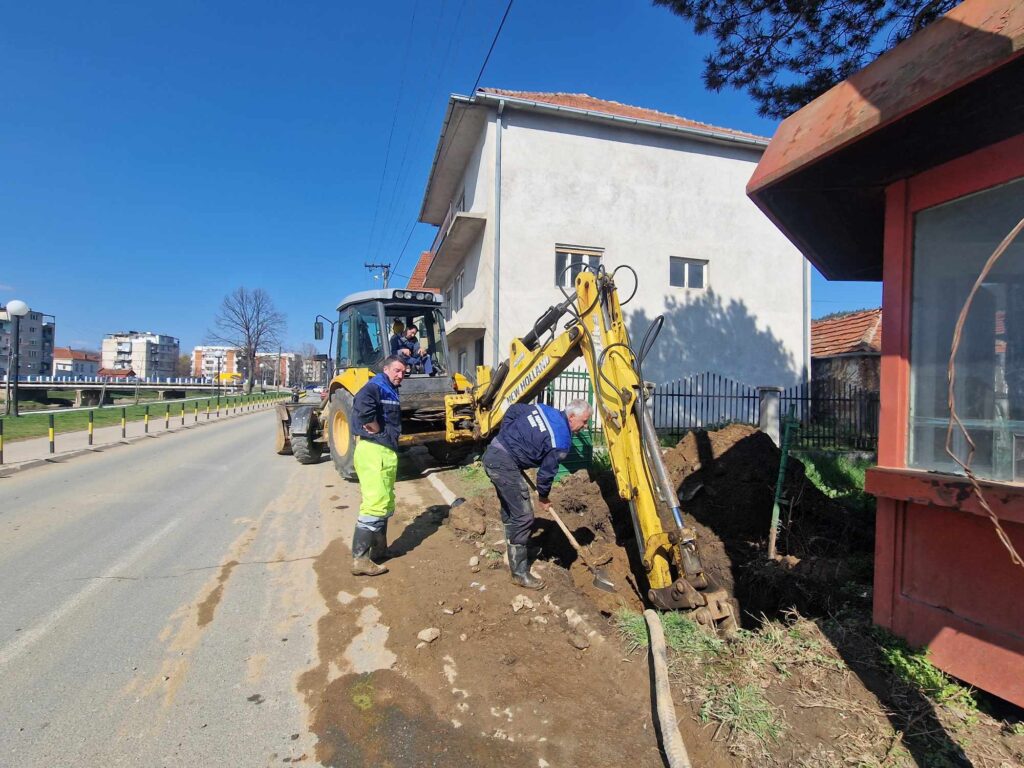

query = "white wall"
[{"left": 493, "top": 110, "right": 808, "bottom": 387}]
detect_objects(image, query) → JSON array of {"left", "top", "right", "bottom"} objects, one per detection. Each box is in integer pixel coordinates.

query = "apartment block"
[
  {"left": 191, "top": 346, "right": 241, "bottom": 380},
  {"left": 255, "top": 352, "right": 301, "bottom": 387},
  {"left": 101, "top": 331, "right": 180, "bottom": 379},
  {"left": 0, "top": 305, "right": 56, "bottom": 377}
]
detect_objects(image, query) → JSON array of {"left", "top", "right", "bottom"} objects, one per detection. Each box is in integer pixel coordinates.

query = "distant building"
[
  {"left": 97, "top": 367, "right": 136, "bottom": 379},
  {"left": 191, "top": 346, "right": 241, "bottom": 380},
  {"left": 810, "top": 309, "right": 882, "bottom": 391},
  {"left": 101, "top": 331, "right": 179, "bottom": 379},
  {"left": 255, "top": 352, "right": 301, "bottom": 387},
  {"left": 302, "top": 354, "right": 329, "bottom": 385},
  {"left": 0, "top": 305, "right": 55, "bottom": 377},
  {"left": 52, "top": 347, "right": 101, "bottom": 378}
]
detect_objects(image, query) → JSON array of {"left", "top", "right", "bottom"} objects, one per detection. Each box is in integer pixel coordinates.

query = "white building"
[
  {"left": 52, "top": 347, "right": 100, "bottom": 378},
  {"left": 101, "top": 331, "right": 179, "bottom": 379},
  {"left": 0, "top": 305, "right": 56, "bottom": 377},
  {"left": 414, "top": 89, "right": 810, "bottom": 387},
  {"left": 191, "top": 346, "right": 241, "bottom": 380}
]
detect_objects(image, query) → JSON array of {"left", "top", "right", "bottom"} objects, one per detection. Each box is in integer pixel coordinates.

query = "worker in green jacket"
[{"left": 350, "top": 355, "right": 406, "bottom": 576}]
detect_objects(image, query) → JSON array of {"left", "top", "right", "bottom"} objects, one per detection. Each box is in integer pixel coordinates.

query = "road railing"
[{"left": 0, "top": 391, "right": 291, "bottom": 465}]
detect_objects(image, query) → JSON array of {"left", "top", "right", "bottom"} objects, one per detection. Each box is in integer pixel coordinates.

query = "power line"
[
  {"left": 472, "top": 0, "right": 514, "bottom": 95},
  {"left": 365, "top": 0, "right": 420, "bottom": 260}
]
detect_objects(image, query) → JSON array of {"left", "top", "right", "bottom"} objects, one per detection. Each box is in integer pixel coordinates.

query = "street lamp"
[{"left": 5, "top": 299, "right": 29, "bottom": 417}]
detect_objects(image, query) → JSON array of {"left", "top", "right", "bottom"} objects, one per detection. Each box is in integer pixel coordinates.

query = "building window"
[
  {"left": 449, "top": 271, "right": 464, "bottom": 315},
  {"left": 669, "top": 257, "right": 708, "bottom": 289},
  {"left": 458, "top": 350, "right": 468, "bottom": 374},
  {"left": 909, "top": 176, "right": 1024, "bottom": 482},
  {"left": 556, "top": 247, "right": 602, "bottom": 288}
]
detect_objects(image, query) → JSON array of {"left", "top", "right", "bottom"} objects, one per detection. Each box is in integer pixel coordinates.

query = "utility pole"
[{"left": 365, "top": 262, "right": 392, "bottom": 288}]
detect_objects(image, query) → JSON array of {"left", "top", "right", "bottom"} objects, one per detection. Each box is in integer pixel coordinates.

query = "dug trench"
[
  {"left": 298, "top": 431, "right": 1024, "bottom": 767},
  {"left": 297, "top": 453, "right": 730, "bottom": 768},
  {"left": 442, "top": 425, "right": 1024, "bottom": 766}
]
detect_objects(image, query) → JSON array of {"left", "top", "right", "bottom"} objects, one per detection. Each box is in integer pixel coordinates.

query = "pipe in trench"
[{"left": 644, "top": 609, "right": 694, "bottom": 768}]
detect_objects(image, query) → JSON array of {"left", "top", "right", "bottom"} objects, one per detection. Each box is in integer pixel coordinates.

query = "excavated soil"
[{"left": 444, "top": 427, "right": 1023, "bottom": 766}]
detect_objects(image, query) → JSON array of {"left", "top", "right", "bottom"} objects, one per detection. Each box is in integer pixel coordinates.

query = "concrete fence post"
[{"left": 758, "top": 386, "right": 783, "bottom": 447}]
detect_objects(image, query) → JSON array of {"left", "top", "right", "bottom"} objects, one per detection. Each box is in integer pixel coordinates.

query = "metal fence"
[
  {"left": 782, "top": 379, "right": 880, "bottom": 451},
  {"left": 544, "top": 369, "right": 879, "bottom": 452}
]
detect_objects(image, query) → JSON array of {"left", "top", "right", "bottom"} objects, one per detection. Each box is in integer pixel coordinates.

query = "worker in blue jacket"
[
  {"left": 482, "top": 399, "right": 593, "bottom": 589},
  {"left": 350, "top": 355, "right": 406, "bottom": 577}
]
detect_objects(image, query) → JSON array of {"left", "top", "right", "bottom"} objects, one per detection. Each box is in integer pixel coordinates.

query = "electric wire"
[
  {"left": 944, "top": 214, "right": 1024, "bottom": 570},
  {"left": 366, "top": 0, "right": 420, "bottom": 266}
]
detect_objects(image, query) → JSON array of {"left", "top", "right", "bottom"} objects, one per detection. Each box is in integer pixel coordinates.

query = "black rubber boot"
[
  {"left": 351, "top": 526, "right": 388, "bottom": 576},
  {"left": 369, "top": 520, "right": 392, "bottom": 562},
  {"left": 508, "top": 543, "right": 545, "bottom": 590}
]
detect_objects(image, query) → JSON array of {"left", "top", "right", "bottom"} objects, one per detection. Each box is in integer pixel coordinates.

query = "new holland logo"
[{"left": 503, "top": 355, "right": 551, "bottom": 409}]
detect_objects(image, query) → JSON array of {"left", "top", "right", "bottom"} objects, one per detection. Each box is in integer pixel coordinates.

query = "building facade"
[
  {"left": 415, "top": 89, "right": 810, "bottom": 389},
  {"left": 191, "top": 346, "right": 241, "bottom": 380},
  {"left": 101, "top": 331, "right": 179, "bottom": 379},
  {"left": 810, "top": 309, "right": 882, "bottom": 391},
  {"left": 255, "top": 352, "right": 301, "bottom": 387},
  {"left": 0, "top": 306, "right": 55, "bottom": 377},
  {"left": 52, "top": 347, "right": 101, "bottom": 378}
]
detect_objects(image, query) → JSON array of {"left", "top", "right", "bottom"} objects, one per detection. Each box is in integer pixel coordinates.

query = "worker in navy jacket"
[
  {"left": 481, "top": 399, "right": 593, "bottom": 589},
  {"left": 350, "top": 355, "right": 406, "bottom": 576}
]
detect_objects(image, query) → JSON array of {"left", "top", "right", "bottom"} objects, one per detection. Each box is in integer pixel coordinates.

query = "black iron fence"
[
  {"left": 782, "top": 379, "right": 879, "bottom": 451},
  {"left": 544, "top": 369, "right": 878, "bottom": 452}
]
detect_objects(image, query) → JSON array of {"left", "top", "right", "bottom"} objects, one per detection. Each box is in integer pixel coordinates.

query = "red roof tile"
[
  {"left": 480, "top": 89, "right": 768, "bottom": 143},
  {"left": 811, "top": 309, "right": 883, "bottom": 358},
  {"left": 53, "top": 347, "right": 100, "bottom": 362},
  {"left": 98, "top": 367, "right": 136, "bottom": 378},
  {"left": 407, "top": 251, "right": 440, "bottom": 292}
]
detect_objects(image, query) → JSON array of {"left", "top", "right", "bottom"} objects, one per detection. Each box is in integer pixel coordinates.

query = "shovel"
[{"left": 521, "top": 472, "right": 616, "bottom": 593}]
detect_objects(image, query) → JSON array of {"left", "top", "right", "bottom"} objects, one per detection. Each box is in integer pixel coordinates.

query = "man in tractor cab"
[
  {"left": 350, "top": 355, "right": 406, "bottom": 577},
  {"left": 393, "top": 325, "right": 433, "bottom": 374},
  {"left": 482, "top": 399, "right": 593, "bottom": 590}
]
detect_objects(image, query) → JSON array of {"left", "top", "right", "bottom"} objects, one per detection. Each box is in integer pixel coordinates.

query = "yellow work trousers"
[{"left": 354, "top": 439, "right": 398, "bottom": 520}]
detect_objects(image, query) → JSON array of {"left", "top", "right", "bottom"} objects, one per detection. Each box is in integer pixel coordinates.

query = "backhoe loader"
[{"left": 276, "top": 268, "right": 739, "bottom": 634}]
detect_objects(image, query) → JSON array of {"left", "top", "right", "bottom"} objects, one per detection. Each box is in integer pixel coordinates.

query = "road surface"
[{"left": 0, "top": 410, "right": 331, "bottom": 766}]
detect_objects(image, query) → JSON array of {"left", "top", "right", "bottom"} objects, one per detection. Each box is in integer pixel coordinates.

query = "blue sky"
[{"left": 1, "top": 0, "right": 880, "bottom": 354}]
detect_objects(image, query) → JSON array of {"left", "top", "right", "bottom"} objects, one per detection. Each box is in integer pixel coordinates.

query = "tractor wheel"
[
  {"left": 328, "top": 389, "right": 357, "bottom": 481},
  {"left": 291, "top": 433, "right": 324, "bottom": 465}
]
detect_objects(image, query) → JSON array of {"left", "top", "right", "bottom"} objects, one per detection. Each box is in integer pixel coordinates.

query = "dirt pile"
[{"left": 662, "top": 424, "right": 874, "bottom": 616}]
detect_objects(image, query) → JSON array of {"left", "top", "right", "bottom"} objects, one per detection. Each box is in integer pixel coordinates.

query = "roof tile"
[
  {"left": 480, "top": 88, "right": 768, "bottom": 143},
  {"left": 811, "top": 309, "right": 883, "bottom": 358}
]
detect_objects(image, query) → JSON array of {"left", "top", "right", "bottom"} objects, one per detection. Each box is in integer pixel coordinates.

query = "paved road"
[{"left": 0, "top": 410, "right": 337, "bottom": 767}]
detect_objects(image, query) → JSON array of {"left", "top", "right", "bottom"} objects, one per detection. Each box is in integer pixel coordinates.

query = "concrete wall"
[{"left": 494, "top": 110, "right": 808, "bottom": 387}]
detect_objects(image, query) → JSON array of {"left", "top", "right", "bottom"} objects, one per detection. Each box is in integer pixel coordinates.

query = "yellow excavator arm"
[{"left": 445, "top": 268, "right": 739, "bottom": 633}]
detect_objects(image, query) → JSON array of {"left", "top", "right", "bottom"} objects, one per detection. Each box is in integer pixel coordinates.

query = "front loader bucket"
[{"left": 274, "top": 403, "right": 293, "bottom": 455}]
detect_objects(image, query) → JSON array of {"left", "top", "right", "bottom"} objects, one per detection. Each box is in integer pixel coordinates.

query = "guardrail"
[
  {"left": 2, "top": 374, "right": 233, "bottom": 385},
  {"left": 0, "top": 391, "right": 291, "bottom": 465}
]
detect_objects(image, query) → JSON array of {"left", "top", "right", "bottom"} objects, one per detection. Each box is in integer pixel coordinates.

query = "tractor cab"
[{"left": 330, "top": 288, "right": 450, "bottom": 379}]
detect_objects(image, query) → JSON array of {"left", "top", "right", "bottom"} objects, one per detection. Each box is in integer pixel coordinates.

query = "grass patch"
[
  {"left": 454, "top": 463, "right": 493, "bottom": 496},
  {"left": 874, "top": 629, "right": 978, "bottom": 711},
  {"left": 613, "top": 608, "right": 724, "bottom": 657},
  {"left": 796, "top": 450, "right": 875, "bottom": 515},
  {"left": 699, "top": 683, "right": 784, "bottom": 745}
]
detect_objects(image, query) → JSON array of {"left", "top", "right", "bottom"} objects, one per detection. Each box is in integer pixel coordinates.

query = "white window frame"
[
  {"left": 555, "top": 246, "right": 603, "bottom": 289},
  {"left": 450, "top": 271, "right": 464, "bottom": 314},
  {"left": 669, "top": 256, "right": 709, "bottom": 290}
]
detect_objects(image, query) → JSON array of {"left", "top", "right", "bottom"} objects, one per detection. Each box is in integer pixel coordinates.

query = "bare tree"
[{"left": 210, "top": 287, "right": 286, "bottom": 393}]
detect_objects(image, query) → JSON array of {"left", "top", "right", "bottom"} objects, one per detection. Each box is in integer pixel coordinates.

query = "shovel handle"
[{"left": 521, "top": 471, "right": 587, "bottom": 559}]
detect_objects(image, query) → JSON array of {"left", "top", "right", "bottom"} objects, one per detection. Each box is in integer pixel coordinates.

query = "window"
[
  {"left": 556, "top": 247, "right": 602, "bottom": 288},
  {"left": 909, "top": 176, "right": 1024, "bottom": 481},
  {"left": 669, "top": 257, "right": 708, "bottom": 289},
  {"left": 458, "top": 350, "right": 468, "bottom": 375},
  {"left": 474, "top": 337, "right": 485, "bottom": 370},
  {"left": 449, "top": 271, "right": 464, "bottom": 315},
  {"left": 351, "top": 303, "right": 383, "bottom": 367}
]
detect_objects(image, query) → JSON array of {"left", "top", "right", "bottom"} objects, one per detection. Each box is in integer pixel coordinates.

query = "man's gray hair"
[
  {"left": 381, "top": 355, "right": 406, "bottom": 370},
  {"left": 565, "top": 399, "right": 593, "bottom": 419}
]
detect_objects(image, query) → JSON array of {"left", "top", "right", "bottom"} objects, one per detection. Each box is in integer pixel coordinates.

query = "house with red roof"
[
  {"left": 416, "top": 88, "right": 810, "bottom": 386},
  {"left": 811, "top": 309, "right": 882, "bottom": 391},
  {"left": 52, "top": 347, "right": 101, "bottom": 378}
]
